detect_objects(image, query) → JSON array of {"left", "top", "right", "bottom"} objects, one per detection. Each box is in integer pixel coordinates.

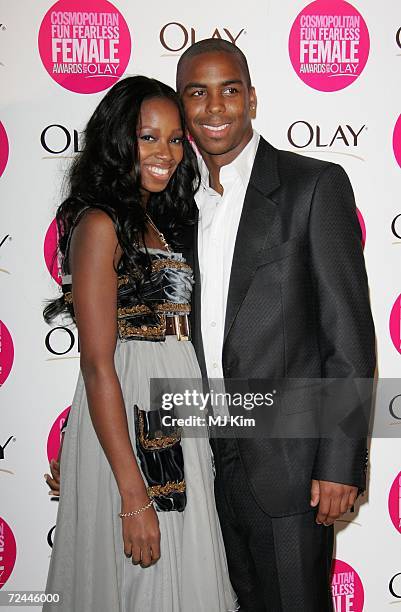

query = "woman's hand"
[
  {"left": 44, "top": 430, "right": 65, "bottom": 497},
  {"left": 121, "top": 493, "right": 161, "bottom": 568},
  {"left": 45, "top": 458, "right": 61, "bottom": 496}
]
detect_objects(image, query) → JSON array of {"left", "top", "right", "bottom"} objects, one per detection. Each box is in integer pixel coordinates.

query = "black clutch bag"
[{"left": 134, "top": 405, "right": 186, "bottom": 512}]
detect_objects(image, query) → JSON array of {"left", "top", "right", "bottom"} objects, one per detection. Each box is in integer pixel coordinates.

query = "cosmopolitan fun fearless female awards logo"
[
  {"left": 0, "top": 321, "right": 14, "bottom": 387},
  {"left": 44, "top": 218, "right": 62, "bottom": 285},
  {"left": 356, "top": 208, "right": 366, "bottom": 249},
  {"left": 38, "top": 0, "right": 131, "bottom": 94},
  {"left": 393, "top": 114, "right": 401, "bottom": 169},
  {"left": 0, "top": 122, "right": 9, "bottom": 178},
  {"left": 331, "top": 559, "right": 364, "bottom": 611},
  {"left": 389, "top": 294, "right": 401, "bottom": 355},
  {"left": 388, "top": 471, "right": 401, "bottom": 534},
  {"left": 289, "top": 0, "right": 370, "bottom": 92},
  {"left": 47, "top": 406, "right": 71, "bottom": 462},
  {"left": 0, "top": 517, "right": 17, "bottom": 589}
]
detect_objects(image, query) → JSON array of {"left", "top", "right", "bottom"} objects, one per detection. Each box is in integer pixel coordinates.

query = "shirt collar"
[{"left": 196, "top": 130, "right": 260, "bottom": 198}]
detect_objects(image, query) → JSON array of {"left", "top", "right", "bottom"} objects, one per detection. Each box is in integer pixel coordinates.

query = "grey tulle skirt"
[{"left": 44, "top": 336, "right": 237, "bottom": 612}]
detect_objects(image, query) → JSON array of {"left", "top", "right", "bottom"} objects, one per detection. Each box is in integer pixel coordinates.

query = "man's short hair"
[{"left": 176, "top": 38, "right": 252, "bottom": 92}]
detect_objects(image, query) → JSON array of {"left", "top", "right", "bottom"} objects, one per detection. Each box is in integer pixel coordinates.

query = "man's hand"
[{"left": 310, "top": 479, "right": 357, "bottom": 525}]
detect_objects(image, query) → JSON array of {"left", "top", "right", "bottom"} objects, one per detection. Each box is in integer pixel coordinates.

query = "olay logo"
[
  {"left": 392, "top": 214, "right": 401, "bottom": 242},
  {"left": 389, "top": 572, "right": 401, "bottom": 598},
  {"left": 47, "top": 525, "right": 56, "bottom": 549},
  {"left": 396, "top": 28, "right": 401, "bottom": 50},
  {"left": 287, "top": 121, "right": 366, "bottom": 152},
  {"left": 45, "top": 326, "right": 79, "bottom": 358},
  {"left": 0, "top": 437, "right": 14, "bottom": 460},
  {"left": 0, "top": 234, "right": 12, "bottom": 276},
  {"left": 389, "top": 394, "right": 401, "bottom": 420},
  {"left": 0, "top": 437, "right": 15, "bottom": 476},
  {"left": 159, "top": 22, "right": 245, "bottom": 53},
  {"left": 0, "top": 235, "right": 11, "bottom": 251},
  {"left": 41, "top": 124, "right": 82, "bottom": 157},
  {"left": 0, "top": 517, "right": 17, "bottom": 589}
]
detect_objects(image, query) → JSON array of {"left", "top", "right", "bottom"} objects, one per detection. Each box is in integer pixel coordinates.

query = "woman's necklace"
[{"left": 145, "top": 212, "right": 171, "bottom": 252}]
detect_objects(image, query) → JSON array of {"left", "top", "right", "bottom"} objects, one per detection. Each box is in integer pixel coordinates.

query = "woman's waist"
[{"left": 117, "top": 305, "right": 191, "bottom": 343}]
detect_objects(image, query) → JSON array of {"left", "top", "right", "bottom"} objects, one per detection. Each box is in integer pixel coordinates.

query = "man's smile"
[{"left": 199, "top": 122, "right": 231, "bottom": 137}]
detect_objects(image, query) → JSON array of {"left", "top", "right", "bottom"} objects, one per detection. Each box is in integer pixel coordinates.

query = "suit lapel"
[{"left": 223, "top": 138, "right": 281, "bottom": 345}]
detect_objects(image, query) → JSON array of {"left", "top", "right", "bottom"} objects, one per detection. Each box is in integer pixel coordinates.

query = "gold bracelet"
[{"left": 118, "top": 499, "right": 154, "bottom": 518}]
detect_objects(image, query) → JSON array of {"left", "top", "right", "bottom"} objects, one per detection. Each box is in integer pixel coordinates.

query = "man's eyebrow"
[
  {"left": 183, "top": 82, "right": 207, "bottom": 91},
  {"left": 183, "top": 79, "right": 243, "bottom": 92}
]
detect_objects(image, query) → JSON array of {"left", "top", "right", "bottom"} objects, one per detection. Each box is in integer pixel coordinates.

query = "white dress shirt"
[{"left": 195, "top": 130, "right": 260, "bottom": 379}]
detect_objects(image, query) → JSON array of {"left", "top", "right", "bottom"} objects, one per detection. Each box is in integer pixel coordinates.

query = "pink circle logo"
[
  {"left": 38, "top": 0, "right": 131, "bottom": 94},
  {"left": 0, "top": 122, "right": 9, "bottom": 178},
  {"left": 0, "top": 517, "right": 17, "bottom": 589},
  {"left": 356, "top": 207, "right": 366, "bottom": 249},
  {"left": 44, "top": 218, "right": 62, "bottom": 285},
  {"left": 0, "top": 321, "right": 14, "bottom": 387},
  {"left": 331, "top": 559, "right": 364, "bottom": 611},
  {"left": 289, "top": 0, "right": 370, "bottom": 92},
  {"left": 393, "top": 114, "right": 401, "bottom": 169},
  {"left": 47, "top": 406, "right": 71, "bottom": 462},
  {"left": 388, "top": 471, "right": 401, "bottom": 534},
  {"left": 389, "top": 294, "right": 401, "bottom": 355}
]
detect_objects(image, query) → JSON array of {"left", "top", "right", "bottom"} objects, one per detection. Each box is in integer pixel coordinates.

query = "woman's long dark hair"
[{"left": 44, "top": 76, "right": 199, "bottom": 323}]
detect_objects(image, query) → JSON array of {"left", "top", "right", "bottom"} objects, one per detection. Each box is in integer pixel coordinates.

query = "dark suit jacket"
[{"left": 187, "top": 137, "right": 376, "bottom": 517}]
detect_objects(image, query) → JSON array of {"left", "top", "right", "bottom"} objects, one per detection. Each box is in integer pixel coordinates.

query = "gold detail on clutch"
[
  {"left": 137, "top": 410, "right": 181, "bottom": 450},
  {"left": 64, "top": 291, "right": 73, "bottom": 304}
]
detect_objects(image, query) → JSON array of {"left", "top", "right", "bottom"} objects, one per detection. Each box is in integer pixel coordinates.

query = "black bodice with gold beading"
[{"left": 63, "top": 247, "right": 193, "bottom": 342}]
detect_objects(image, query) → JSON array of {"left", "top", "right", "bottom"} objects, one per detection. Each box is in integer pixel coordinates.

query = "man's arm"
[{"left": 307, "top": 163, "right": 376, "bottom": 522}]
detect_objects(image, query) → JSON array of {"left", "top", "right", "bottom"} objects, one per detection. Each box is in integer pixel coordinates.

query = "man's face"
[{"left": 178, "top": 51, "right": 256, "bottom": 161}]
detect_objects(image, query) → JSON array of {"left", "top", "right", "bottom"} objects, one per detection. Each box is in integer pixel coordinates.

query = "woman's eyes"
[
  {"left": 139, "top": 134, "right": 155, "bottom": 141},
  {"left": 139, "top": 135, "right": 184, "bottom": 144}
]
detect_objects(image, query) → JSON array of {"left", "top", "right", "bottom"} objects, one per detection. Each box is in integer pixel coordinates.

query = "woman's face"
[{"left": 137, "top": 97, "right": 184, "bottom": 197}]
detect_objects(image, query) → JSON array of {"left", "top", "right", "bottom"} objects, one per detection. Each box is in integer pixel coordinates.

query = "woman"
[{"left": 43, "top": 76, "right": 237, "bottom": 612}]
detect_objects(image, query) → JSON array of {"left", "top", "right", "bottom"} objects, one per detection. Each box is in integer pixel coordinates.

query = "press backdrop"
[{"left": 1, "top": 1, "right": 401, "bottom": 610}]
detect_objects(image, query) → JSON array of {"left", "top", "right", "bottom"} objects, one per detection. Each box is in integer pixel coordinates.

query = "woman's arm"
[{"left": 69, "top": 209, "right": 160, "bottom": 566}]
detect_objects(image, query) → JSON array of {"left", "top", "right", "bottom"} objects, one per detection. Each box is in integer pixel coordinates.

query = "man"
[{"left": 176, "top": 39, "right": 376, "bottom": 611}]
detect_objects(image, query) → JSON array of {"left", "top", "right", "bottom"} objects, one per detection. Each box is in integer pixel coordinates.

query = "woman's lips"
[{"left": 144, "top": 165, "right": 172, "bottom": 180}]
